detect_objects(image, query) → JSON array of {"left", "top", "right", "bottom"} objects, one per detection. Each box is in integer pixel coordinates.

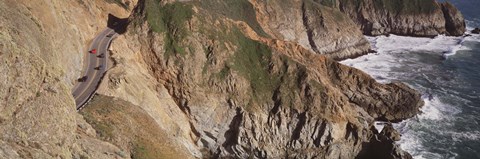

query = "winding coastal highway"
[{"left": 72, "top": 28, "right": 117, "bottom": 110}]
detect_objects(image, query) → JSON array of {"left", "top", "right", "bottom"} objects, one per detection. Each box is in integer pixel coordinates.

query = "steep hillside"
[
  {"left": 325, "top": 0, "right": 466, "bottom": 36},
  {"left": 0, "top": 0, "right": 140, "bottom": 158},
  {"left": 80, "top": 95, "right": 193, "bottom": 159},
  {"left": 97, "top": 0, "right": 423, "bottom": 158},
  {"left": 249, "top": 0, "right": 371, "bottom": 60}
]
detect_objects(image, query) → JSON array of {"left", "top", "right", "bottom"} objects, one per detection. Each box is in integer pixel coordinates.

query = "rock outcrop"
[
  {"left": 99, "top": 0, "right": 423, "bottom": 158},
  {"left": 440, "top": 2, "right": 467, "bottom": 36},
  {"left": 356, "top": 125, "right": 412, "bottom": 159},
  {"left": 473, "top": 28, "right": 480, "bottom": 34},
  {"left": 250, "top": 0, "right": 371, "bottom": 60},
  {"left": 328, "top": 0, "right": 466, "bottom": 37}
]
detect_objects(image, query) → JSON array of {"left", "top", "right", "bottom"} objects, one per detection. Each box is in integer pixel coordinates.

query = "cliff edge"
[
  {"left": 95, "top": 0, "right": 424, "bottom": 158},
  {"left": 326, "top": 0, "right": 466, "bottom": 37}
]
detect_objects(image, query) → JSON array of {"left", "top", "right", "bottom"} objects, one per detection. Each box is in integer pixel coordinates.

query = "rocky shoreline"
[{"left": 251, "top": 0, "right": 467, "bottom": 60}]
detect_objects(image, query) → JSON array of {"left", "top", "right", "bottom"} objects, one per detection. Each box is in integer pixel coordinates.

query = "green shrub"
[
  {"left": 145, "top": 0, "right": 193, "bottom": 58},
  {"left": 319, "top": 0, "right": 337, "bottom": 7},
  {"left": 230, "top": 29, "right": 279, "bottom": 102},
  {"left": 339, "top": 0, "right": 438, "bottom": 14},
  {"left": 81, "top": 111, "right": 115, "bottom": 140},
  {"left": 373, "top": 0, "right": 438, "bottom": 14},
  {"left": 201, "top": 26, "right": 278, "bottom": 104}
]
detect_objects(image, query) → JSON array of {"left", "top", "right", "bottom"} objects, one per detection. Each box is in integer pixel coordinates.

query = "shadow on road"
[{"left": 107, "top": 14, "right": 128, "bottom": 34}]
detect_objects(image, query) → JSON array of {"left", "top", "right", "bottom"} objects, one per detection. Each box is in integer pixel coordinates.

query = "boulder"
[
  {"left": 441, "top": 2, "right": 467, "bottom": 36},
  {"left": 472, "top": 28, "right": 480, "bottom": 34},
  {"left": 381, "top": 124, "right": 402, "bottom": 141}
]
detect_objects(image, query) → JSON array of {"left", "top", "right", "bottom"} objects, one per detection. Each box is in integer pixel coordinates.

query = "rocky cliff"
[
  {"left": 249, "top": 0, "right": 371, "bottom": 60},
  {"left": 96, "top": 0, "right": 423, "bottom": 158},
  {"left": 0, "top": 0, "right": 143, "bottom": 158},
  {"left": 322, "top": 0, "right": 466, "bottom": 37},
  {"left": 2, "top": 0, "right": 465, "bottom": 158}
]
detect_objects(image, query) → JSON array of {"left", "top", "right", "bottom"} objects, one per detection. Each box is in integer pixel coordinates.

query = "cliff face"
[
  {"left": 96, "top": 0, "right": 423, "bottom": 158},
  {"left": 327, "top": 0, "right": 466, "bottom": 37},
  {"left": 440, "top": 2, "right": 466, "bottom": 36},
  {"left": 3, "top": 0, "right": 463, "bottom": 158},
  {"left": 0, "top": 0, "right": 140, "bottom": 158},
  {"left": 250, "top": 0, "right": 371, "bottom": 60}
]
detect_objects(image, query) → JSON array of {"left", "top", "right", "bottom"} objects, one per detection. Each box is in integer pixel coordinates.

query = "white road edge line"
[{"left": 76, "top": 29, "right": 117, "bottom": 110}]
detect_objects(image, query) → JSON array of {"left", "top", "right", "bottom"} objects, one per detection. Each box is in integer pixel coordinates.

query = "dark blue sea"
[{"left": 342, "top": 1, "right": 480, "bottom": 158}]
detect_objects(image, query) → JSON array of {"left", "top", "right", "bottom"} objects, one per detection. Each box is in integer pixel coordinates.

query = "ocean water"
[{"left": 341, "top": 1, "right": 480, "bottom": 158}]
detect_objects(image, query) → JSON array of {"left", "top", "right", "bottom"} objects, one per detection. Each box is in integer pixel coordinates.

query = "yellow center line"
[{"left": 74, "top": 29, "right": 115, "bottom": 101}]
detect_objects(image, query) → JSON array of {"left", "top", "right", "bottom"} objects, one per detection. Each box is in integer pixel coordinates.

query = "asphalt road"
[{"left": 72, "top": 28, "right": 116, "bottom": 110}]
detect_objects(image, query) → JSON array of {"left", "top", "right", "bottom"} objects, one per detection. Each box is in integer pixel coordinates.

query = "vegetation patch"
[
  {"left": 197, "top": 19, "right": 279, "bottom": 104},
  {"left": 229, "top": 28, "right": 279, "bottom": 103},
  {"left": 338, "top": 0, "right": 362, "bottom": 10},
  {"left": 145, "top": 0, "right": 194, "bottom": 58},
  {"left": 372, "top": 0, "right": 438, "bottom": 14},
  {"left": 305, "top": 0, "right": 345, "bottom": 21},
  {"left": 81, "top": 106, "right": 116, "bottom": 140},
  {"left": 130, "top": 138, "right": 166, "bottom": 159},
  {"left": 338, "top": 0, "right": 438, "bottom": 14},
  {"left": 81, "top": 95, "right": 191, "bottom": 159},
  {"left": 196, "top": 0, "right": 269, "bottom": 37},
  {"left": 319, "top": 0, "right": 337, "bottom": 8},
  {"left": 218, "top": 65, "right": 231, "bottom": 79}
]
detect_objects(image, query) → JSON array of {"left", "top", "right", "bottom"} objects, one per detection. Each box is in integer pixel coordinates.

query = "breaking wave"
[{"left": 341, "top": 28, "right": 480, "bottom": 158}]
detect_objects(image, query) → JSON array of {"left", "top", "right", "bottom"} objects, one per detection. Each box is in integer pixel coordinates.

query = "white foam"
[
  {"left": 377, "top": 34, "right": 468, "bottom": 58},
  {"left": 399, "top": 128, "right": 477, "bottom": 158},
  {"left": 464, "top": 20, "right": 480, "bottom": 43},
  {"left": 341, "top": 33, "right": 479, "bottom": 159},
  {"left": 451, "top": 131, "right": 480, "bottom": 142},
  {"left": 397, "top": 130, "right": 443, "bottom": 159},
  {"left": 341, "top": 52, "right": 398, "bottom": 83},
  {"left": 417, "top": 96, "right": 460, "bottom": 121},
  {"left": 466, "top": 19, "right": 479, "bottom": 31},
  {"left": 375, "top": 35, "right": 432, "bottom": 53},
  {"left": 418, "top": 98, "right": 443, "bottom": 120},
  {"left": 395, "top": 93, "right": 463, "bottom": 158},
  {"left": 341, "top": 33, "right": 475, "bottom": 82},
  {"left": 465, "top": 32, "right": 480, "bottom": 42}
]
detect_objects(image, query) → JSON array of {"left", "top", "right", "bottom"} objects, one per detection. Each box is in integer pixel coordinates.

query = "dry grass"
[{"left": 81, "top": 95, "right": 192, "bottom": 159}]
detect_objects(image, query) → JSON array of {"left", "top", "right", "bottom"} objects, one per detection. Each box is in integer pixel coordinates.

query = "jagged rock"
[
  {"left": 356, "top": 125, "right": 411, "bottom": 159},
  {"left": 441, "top": 2, "right": 467, "bottom": 36},
  {"left": 119, "top": 1, "right": 424, "bottom": 158},
  {"left": 326, "top": 61, "right": 424, "bottom": 122},
  {"left": 381, "top": 124, "right": 402, "bottom": 141},
  {"left": 250, "top": 0, "right": 371, "bottom": 60},
  {"left": 472, "top": 28, "right": 480, "bottom": 34},
  {"left": 332, "top": 0, "right": 466, "bottom": 37},
  {"left": 251, "top": 0, "right": 466, "bottom": 60}
]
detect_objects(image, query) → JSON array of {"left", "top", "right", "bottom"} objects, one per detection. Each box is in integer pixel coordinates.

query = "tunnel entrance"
[{"left": 107, "top": 14, "right": 129, "bottom": 34}]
